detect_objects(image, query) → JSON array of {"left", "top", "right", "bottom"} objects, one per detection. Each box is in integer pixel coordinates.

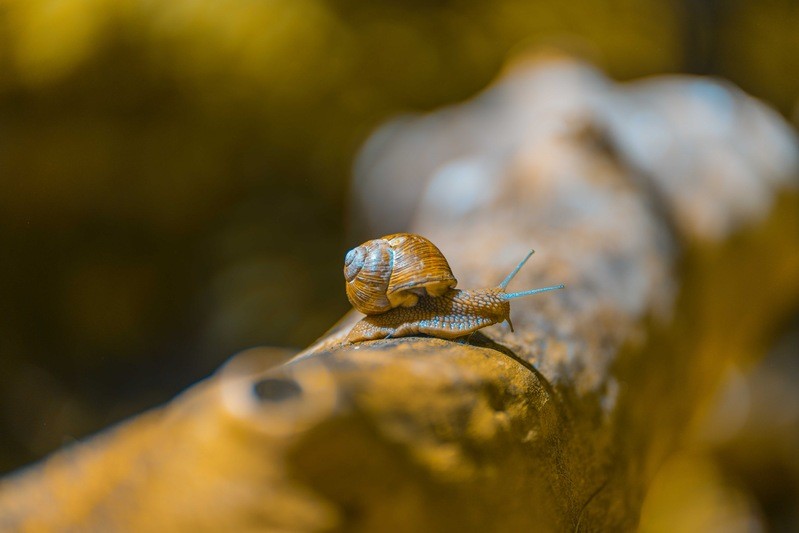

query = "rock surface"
[{"left": 1, "top": 57, "right": 798, "bottom": 531}]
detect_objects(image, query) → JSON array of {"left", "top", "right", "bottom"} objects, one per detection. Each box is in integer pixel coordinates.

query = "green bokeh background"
[{"left": 0, "top": 0, "right": 797, "bottom": 483}]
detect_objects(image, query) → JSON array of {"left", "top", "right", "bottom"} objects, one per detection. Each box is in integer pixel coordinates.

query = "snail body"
[
  {"left": 346, "top": 286, "right": 511, "bottom": 342},
  {"left": 344, "top": 235, "right": 564, "bottom": 343}
]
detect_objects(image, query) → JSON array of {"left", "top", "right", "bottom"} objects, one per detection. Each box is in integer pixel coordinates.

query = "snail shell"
[{"left": 344, "top": 233, "right": 457, "bottom": 314}]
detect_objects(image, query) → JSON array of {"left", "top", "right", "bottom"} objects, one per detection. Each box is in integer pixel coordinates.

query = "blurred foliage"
[{"left": 0, "top": 0, "right": 797, "bottom": 493}]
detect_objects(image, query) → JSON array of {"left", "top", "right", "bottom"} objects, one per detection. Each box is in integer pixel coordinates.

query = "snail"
[{"left": 344, "top": 233, "right": 564, "bottom": 342}]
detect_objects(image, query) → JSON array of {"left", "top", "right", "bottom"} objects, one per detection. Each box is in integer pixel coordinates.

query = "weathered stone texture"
[{"left": 1, "top": 58, "right": 797, "bottom": 532}]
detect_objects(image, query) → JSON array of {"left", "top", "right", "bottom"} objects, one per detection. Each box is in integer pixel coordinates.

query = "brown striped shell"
[{"left": 344, "top": 233, "right": 457, "bottom": 315}]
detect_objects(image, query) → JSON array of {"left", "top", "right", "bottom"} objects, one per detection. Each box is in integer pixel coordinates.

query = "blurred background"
[{"left": 0, "top": 0, "right": 797, "bottom": 530}]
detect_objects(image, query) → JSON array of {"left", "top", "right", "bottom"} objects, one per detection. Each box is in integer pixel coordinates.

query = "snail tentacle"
[
  {"left": 501, "top": 284, "right": 566, "bottom": 300},
  {"left": 498, "top": 249, "right": 535, "bottom": 289}
]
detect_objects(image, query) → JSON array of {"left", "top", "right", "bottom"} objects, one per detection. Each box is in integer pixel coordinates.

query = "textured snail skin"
[{"left": 346, "top": 287, "right": 511, "bottom": 342}]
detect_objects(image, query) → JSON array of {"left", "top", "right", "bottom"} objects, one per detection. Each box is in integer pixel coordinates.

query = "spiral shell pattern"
[{"left": 344, "top": 233, "right": 457, "bottom": 315}]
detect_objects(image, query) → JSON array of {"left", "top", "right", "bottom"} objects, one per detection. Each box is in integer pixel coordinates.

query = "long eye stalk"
[
  {"left": 497, "top": 250, "right": 565, "bottom": 300},
  {"left": 498, "top": 250, "right": 535, "bottom": 289},
  {"left": 501, "top": 284, "right": 565, "bottom": 300}
]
